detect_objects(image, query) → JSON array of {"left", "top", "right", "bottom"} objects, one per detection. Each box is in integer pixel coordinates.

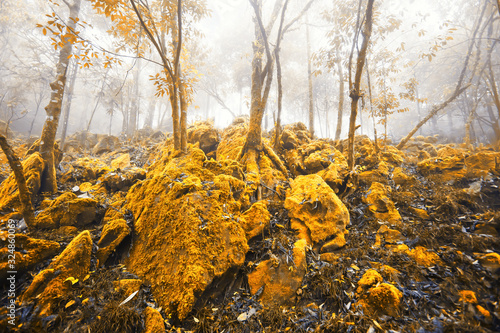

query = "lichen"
[
  {"left": 458, "top": 290, "right": 477, "bottom": 304},
  {"left": 363, "top": 182, "right": 402, "bottom": 225}
]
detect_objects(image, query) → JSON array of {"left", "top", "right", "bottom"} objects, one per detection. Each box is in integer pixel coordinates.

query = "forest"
[{"left": 0, "top": 0, "right": 499, "bottom": 332}]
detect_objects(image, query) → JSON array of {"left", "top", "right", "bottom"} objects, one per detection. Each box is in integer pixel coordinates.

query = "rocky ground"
[{"left": 0, "top": 119, "right": 499, "bottom": 332}]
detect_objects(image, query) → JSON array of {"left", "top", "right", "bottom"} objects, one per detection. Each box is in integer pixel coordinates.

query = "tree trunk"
[
  {"left": 347, "top": 0, "right": 374, "bottom": 170},
  {"left": 486, "top": 100, "right": 500, "bottom": 142},
  {"left": 39, "top": 0, "right": 81, "bottom": 193},
  {"left": 396, "top": 86, "right": 469, "bottom": 149},
  {"left": 335, "top": 59, "right": 344, "bottom": 140},
  {"left": 366, "top": 61, "right": 379, "bottom": 153},
  {"left": 179, "top": 79, "right": 188, "bottom": 152},
  {"left": 306, "top": 13, "right": 314, "bottom": 138},
  {"left": 0, "top": 135, "right": 36, "bottom": 228},
  {"left": 60, "top": 48, "right": 80, "bottom": 150}
]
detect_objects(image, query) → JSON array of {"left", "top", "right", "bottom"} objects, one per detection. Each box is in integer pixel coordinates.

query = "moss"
[
  {"left": 356, "top": 269, "right": 383, "bottom": 295},
  {"left": 143, "top": 307, "right": 165, "bottom": 333},
  {"left": 374, "top": 225, "right": 405, "bottom": 248},
  {"left": 35, "top": 192, "right": 98, "bottom": 229},
  {"left": 247, "top": 239, "right": 307, "bottom": 306},
  {"left": 476, "top": 305, "right": 491, "bottom": 318},
  {"left": 365, "top": 283, "right": 402, "bottom": 317},
  {"left": 285, "top": 174, "right": 349, "bottom": 245},
  {"left": 110, "top": 153, "right": 131, "bottom": 169},
  {"left": 477, "top": 252, "right": 500, "bottom": 272},
  {"left": 97, "top": 218, "right": 131, "bottom": 266},
  {"left": 124, "top": 147, "right": 249, "bottom": 320},
  {"left": 240, "top": 200, "right": 271, "bottom": 240},
  {"left": 0, "top": 231, "right": 60, "bottom": 280},
  {"left": 0, "top": 152, "right": 44, "bottom": 212},
  {"left": 407, "top": 246, "right": 442, "bottom": 267},
  {"left": 21, "top": 230, "right": 92, "bottom": 315},
  {"left": 113, "top": 279, "right": 142, "bottom": 295},
  {"left": 363, "top": 182, "right": 402, "bottom": 225},
  {"left": 458, "top": 290, "right": 477, "bottom": 304}
]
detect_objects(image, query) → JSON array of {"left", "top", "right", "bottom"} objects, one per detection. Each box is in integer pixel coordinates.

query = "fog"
[{"left": 1, "top": 0, "right": 499, "bottom": 145}]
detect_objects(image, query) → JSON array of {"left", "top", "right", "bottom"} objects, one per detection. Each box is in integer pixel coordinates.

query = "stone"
[
  {"left": 97, "top": 218, "right": 131, "bottom": 266},
  {"left": 0, "top": 231, "right": 60, "bottom": 280},
  {"left": 35, "top": 192, "right": 98, "bottom": 229},
  {"left": 21, "top": 230, "right": 92, "bottom": 315},
  {"left": 356, "top": 269, "right": 402, "bottom": 317},
  {"left": 0, "top": 152, "right": 44, "bottom": 212},
  {"left": 110, "top": 153, "right": 131, "bottom": 169},
  {"left": 373, "top": 225, "right": 405, "bottom": 248},
  {"left": 240, "top": 201, "right": 271, "bottom": 240},
  {"left": 187, "top": 121, "right": 220, "bottom": 156},
  {"left": 407, "top": 246, "right": 442, "bottom": 267},
  {"left": 247, "top": 239, "right": 307, "bottom": 306},
  {"left": 477, "top": 252, "right": 500, "bottom": 273},
  {"left": 458, "top": 290, "right": 477, "bottom": 304},
  {"left": 143, "top": 307, "right": 165, "bottom": 333},
  {"left": 363, "top": 182, "right": 402, "bottom": 225},
  {"left": 285, "top": 174, "right": 349, "bottom": 246},
  {"left": 113, "top": 279, "right": 142, "bottom": 295},
  {"left": 92, "top": 135, "right": 120, "bottom": 155},
  {"left": 125, "top": 147, "right": 249, "bottom": 320}
]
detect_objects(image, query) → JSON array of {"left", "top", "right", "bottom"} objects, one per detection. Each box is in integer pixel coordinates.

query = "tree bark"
[
  {"left": 39, "top": 0, "right": 81, "bottom": 193},
  {"left": 60, "top": 48, "right": 80, "bottom": 150},
  {"left": 306, "top": 14, "right": 314, "bottom": 138},
  {"left": 274, "top": 0, "right": 289, "bottom": 149},
  {"left": 347, "top": 0, "right": 374, "bottom": 170},
  {"left": 0, "top": 135, "right": 36, "bottom": 228},
  {"left": 396, "top": 85, "right": 469, "bottom": 150},
  {"left": 335, "top": 59, "right": 344, "bottom": 140}
]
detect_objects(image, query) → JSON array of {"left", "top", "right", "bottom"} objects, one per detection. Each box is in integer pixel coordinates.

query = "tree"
[
  {"left": 39, "top": 0, "right": 82, "bottom": 193},
  {"left": 347, "top": 0, "right": 374, "bottom": 170}
]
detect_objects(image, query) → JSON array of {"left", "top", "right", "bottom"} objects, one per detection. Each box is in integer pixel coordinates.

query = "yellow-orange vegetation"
[
  {"left": 0, "top": 152, "right": 44, "bottom": 212},
  {"left": 240, "top": 200, "right": 271, "bottom": 240},
  {"left": 21, "top": 230, "right": 92, "bottom": 315},
  {"left": 143, "top": 306, "right": 166, "bottom": 333},
  {"left": 407, "top": 246, "right": 443, "bottom": 267},
  {"left": 364, "top": 182, "right": 402, "bottom": 225},
  {"left": 285, "top": 174, "right": 349, "bottom": 246},
  {"left": 0, "top": 231, "right": 60, "bottom": 280},
  {"left": 35, "top": 192, "right": 97, "bottom": 229},
  {"left": 247, "top": 239, "right": 307, "bottom": 306},
  {"left": 124, "top": 146, "right": 249, "bottom": 320},
  {"left": 458, "top": 290, "right": 477, "bottom": 304},
  {"left": 113, "top": 279, "right": 142, "bottom": 295},
  {"left": 356, "top": 269, "right": 402, "bottom": 317},
  {"left": 96, "top": 218, "right": 130, "bottom": 266}
]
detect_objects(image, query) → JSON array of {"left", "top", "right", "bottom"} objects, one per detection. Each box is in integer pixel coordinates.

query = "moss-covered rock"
[
  {"left": 285, "top": 174, "right": 349, "bottom": 247},
  {"left": 247, "top": 239, "right": 307, "bottom": 306},
  {"left": 124, "top": 147, "right": 249, "bottom": 320},
  {"left": 35, "top": 192, "right": 98, "bottom": 229},
  {"left": 0, "top": 231, "right": 60, "bottom": 280},
  {"left": 96, "top": 218, "right": 131, "bottom": 266},
  {"left": 21, "top": 230, "right": 92, "bottom": 315},
  {"left": 0, "top": 152, "right": 44, "bottom": 212},
  {"left": 363, "top": 182, "right": 402, "bottom": 225}
]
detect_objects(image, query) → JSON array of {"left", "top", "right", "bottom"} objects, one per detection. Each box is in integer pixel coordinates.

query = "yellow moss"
[
  {"left": 407, "top": 246, "right": 442, "bottom": 267},
  {"left": 476, "top": 305, "right": 491, "bottom": 318},
  {"left": 408, "top": 206, "right": 430, "bottom": 220},
  {"left": 247, "top": 239, "right": 307, "bottom": 306},
  {"left": 375, "top": 225, "right": 405, "bottom": 247},
  {"left": 240, "top": 201, "right": 271, "bottom": 240},
  {"left": 458, "top": 290, "right": 477, "bottom": 304},
  {"left": 110, "top": 153, "right": 130, "bottom": 169},
  {"left": 356, "top": 269, "right": 383, "bottom": 295},
  {"left": 113, "top": 279, "right": 142, "bottom": 295},
  {"left": 216, "top": 120, "right": 247, "bottom": 160},
  {"left": 79, "top": 182, "right": 93, "bottom": 192},
  {"left": 96, "top": 218, "right": 131, "bottom": 266},
  {"left": 320, "top": 233, "right": 346, "bottom": 252},
  {"left": 364, "top": 182, "right": 402, "bottom": 225},
  {"left": 392, "top": 167, "right": 416, "bottom": 186},
  {"left": 143, "top": 307, "right": 165, "bottom": 333},
  {"left": 124, "top": 147, "right": 249, "bottom": 320},
  {"left": 21, "top": 230, "right": 92, "bottom": 315},
  {"left": 417, "top": 155, "right": 466, "bottom": 182},
  {"left": 0, "top": 231, "right": 60, "bottom": 280},
  {"left": 0, "top": 152, "right": 44, "bottom": 212},
  {"left": 319, "top": 252, "right": 340, "bottom": 264},
  {"left": 365, "top": 283, "right": 402, "bottom": 317},
  {"left": 370, "top": 262, "right": 401, "bottom": 283},
  {"left": 285, "top": 174, "right": 349, "bottom": 245}
]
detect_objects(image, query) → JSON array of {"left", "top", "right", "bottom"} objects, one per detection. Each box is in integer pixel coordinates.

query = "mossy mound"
[
  {"left": 277, "top": 122, "right": 311, "bottom": 150},
  {"left": 187, "top": 120, "right": 220, "bottom": 157},
  {"left": 363, "top": 182, "right": 402, "bottom": 225},
  {"left": 35, "top": 191, "right": 99, "bottom": 229},
  {"left": 124, "top": 146, "right": 249, "bottom": 320},
  {"left": 285, "top": 174, "right": 349, "bottom": 247},
  {"left": 21, "top": 230, "right": 92, "bottom": 315},
  {"left": 0, "top": 152, "right": 44, "bottom": 213}
]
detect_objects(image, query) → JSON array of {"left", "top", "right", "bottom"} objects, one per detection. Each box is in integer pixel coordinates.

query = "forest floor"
[{"left": 0, "top": 119, "right": 499, "bottom": 333}]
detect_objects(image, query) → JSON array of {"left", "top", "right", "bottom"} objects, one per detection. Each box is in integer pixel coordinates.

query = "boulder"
[
  {"left": 187, "top": 121, "right": 220, "bottom": 156},
  {"left": 125, "top": 147, "right": 249, "bottom": 320},
  {"left": 92, "top": 135, "right": 120, "bottom": 155},
  {"left": 96, "top": 218, "right": 131, "bottom": 266},
  {"left": 363, "top": 182, "right": 402, "bottom": 225},
  {"left": 0, "top": 231, "right": 60, "bottom": 280},
  {"left": 21, "top": 230, "right": 92, "bottom": 315},
  {"left": 0, "top": 152, "right": 44, "bottom": 212},
  {"left": 143, "top": 307, "right": 165, "bottom": 333},
  {"left": 247, "top": 239, "right": 307, "bottom": 306},
  {"left": 356, "top": 269, "right": 402, "bottom": 317},
  {"left": 285, "top": 174, "right": 349, "bottom": 249},
  {"left": 240, "top": 201, "right": 271, "bottom": 240},
  {"left": 110, "top": 153, "right": 131, "bottom": 169},
  {"left": 35, "top": 192, "right": 98, "bottom": 229}
]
